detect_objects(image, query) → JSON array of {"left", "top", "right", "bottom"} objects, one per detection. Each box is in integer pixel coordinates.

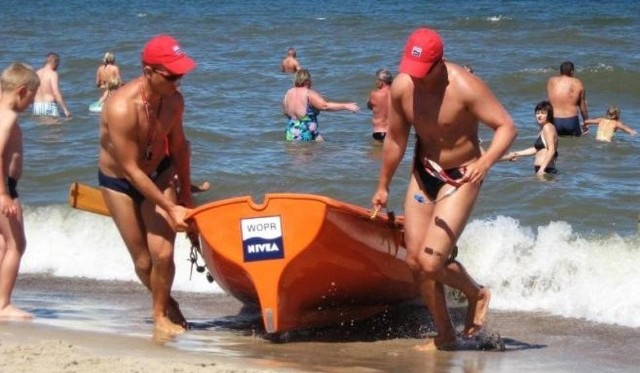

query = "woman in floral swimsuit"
[{"left": 282, "top": 68, "right": 360, "bottom": 141}]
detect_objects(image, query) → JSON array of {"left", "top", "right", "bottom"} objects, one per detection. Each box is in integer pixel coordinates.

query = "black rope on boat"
[{"left": 187, "top": 234, "right": 208, "bottom": 281}]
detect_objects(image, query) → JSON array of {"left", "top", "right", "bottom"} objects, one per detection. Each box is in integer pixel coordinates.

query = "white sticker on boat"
[{"left": 241, "top": 216, "right": 284, "bottom": 262}]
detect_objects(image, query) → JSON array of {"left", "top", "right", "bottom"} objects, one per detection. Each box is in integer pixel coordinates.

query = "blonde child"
[
  {"left": 0, "top": 62, "right": 40, "bottom": 319},
  {"left": 583, "top": 105, "right": 637, "bottom": 142}
]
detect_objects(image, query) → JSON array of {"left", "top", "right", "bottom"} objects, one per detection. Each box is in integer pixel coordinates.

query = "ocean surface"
[{"left": 1, "top": 0, "right": 639, "bottom": 366}]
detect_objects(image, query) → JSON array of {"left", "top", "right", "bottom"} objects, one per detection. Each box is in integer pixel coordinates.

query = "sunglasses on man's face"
[{"left": 153, "top": 69, "right": 183, "bottom": 82}]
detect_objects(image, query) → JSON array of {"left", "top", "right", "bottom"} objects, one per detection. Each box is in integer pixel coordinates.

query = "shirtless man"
[
  {"left": 280, "top": 47, "right": 301, "bottom": 73},
  {"left": 33, "top": 52, "right": 71, "bottom": 118},
  {"left": 371, "top": 28, "right": 517, "bottom": 350},
  {"left": 98, "top": 34, "right": 196, "bottom": 335},
  {"left": 546, "top": 61, "right": 588, "bottom": 136},
  {"left": 367, "top": 68, "right": 393, "bottom": 142}
]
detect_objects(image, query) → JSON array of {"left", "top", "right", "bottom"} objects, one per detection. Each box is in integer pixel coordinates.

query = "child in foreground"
[
  {"left": 0, "top": 62, "right": 40, "bottom": 320},
  {"left": 583, "top": 105, "right": 637, "bottom": 142}
]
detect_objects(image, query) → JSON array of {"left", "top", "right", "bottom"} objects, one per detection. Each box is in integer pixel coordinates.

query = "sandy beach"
[
  {"left": 0, "top": 322, "right": 294, "bottom": 373},
  {"left": 2, "top": 275, "right": 639, "bottom": 373},
  {"left": 2, "top": 275, "right": 297, "bottom": 373}
]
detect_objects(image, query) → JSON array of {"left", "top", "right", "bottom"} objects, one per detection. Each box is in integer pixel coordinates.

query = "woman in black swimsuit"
[{"left": 501, "top": 101, "right": 558, "bottom": 175}]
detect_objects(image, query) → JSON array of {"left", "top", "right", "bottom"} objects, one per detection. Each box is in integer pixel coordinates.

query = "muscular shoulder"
[
  {"left": 447, "top": 63, "right": 489, "bottom": 102},
  {"left": 36, "top": 68, "right": 51, "bottom": 81},
  {"left": 103, "top": 83, "right": 138, "bottom": 127},
  {"left": 547, "top": 75, "right": 559, "bottom": 84},
  {"left": 389, "top": 73, "right": 413, "bottom": 100},
  {"left": 571, "top": 76, "right": 584, "bottom": 90}
]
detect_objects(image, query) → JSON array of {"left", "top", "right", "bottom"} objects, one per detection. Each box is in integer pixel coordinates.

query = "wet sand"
[{"left": 2, "top": 274, "right": 639, "bottom": 372}]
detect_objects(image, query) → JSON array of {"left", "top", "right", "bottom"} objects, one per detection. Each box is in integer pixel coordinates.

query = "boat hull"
[{"left": 188, "top": 193, "right": 418, "bottom": 334}]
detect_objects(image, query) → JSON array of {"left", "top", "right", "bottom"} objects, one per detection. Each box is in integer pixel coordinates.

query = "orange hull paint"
[{"left": 188, "top": 193, "right": 418, "bottom": 334}]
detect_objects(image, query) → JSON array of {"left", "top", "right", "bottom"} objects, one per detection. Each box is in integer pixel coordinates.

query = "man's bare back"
[
  {"left": 281, "top": 48, "right": 301, "bottom": 73},
  {"left": 367, "top": 69, "right": 393, "bottom": 139},
  {"left": 547, "top": 75, "right": 584, "bottom": 117},
  {"left": 546, "top": 61, "right": 588, "bottom": 136},
  {"left": 35, "top": 67, "right": 57, "bottom": 103},
  {"left": 369, "top": 87, "right": 390, "bottom": 132}
]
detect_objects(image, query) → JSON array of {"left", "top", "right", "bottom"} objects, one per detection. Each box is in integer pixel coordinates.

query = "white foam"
[
  {"left": 21, "top": 205, "right": 222, "bottom": 294},
  {"left": 460, "top": 216, "right": 640, "bottom": 327},
  {"left": 21, "top": 205, "right": 640, "bottom": 327}
]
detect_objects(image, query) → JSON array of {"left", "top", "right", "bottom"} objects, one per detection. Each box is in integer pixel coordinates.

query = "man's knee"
[
  {"left": 419, "top": 247, "right": 448, "bottom": 275},
  {"left": 405, "top": 257, "right": 421, "bottom": 273},
  {"left": 133, "top": 256, "right": 152, "bottom": 273},
  {"left": 152, "top": 248, "right": 175, "bottom": 266}
]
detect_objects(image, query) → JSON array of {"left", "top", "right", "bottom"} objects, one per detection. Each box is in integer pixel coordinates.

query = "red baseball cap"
[
  {"left": 398, "top": 28, "right": 444, "bottom": 78},
  {"left": 141, "top": 35, "right": 196, "bottom": 75}
]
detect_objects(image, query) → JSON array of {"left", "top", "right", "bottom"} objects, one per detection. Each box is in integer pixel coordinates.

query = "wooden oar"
[
  {"left": 68, "top": 182, "right": 110, "bottom": 216},
  {"left": 68, "top": 178, "right": 213, "bottom": 217}
]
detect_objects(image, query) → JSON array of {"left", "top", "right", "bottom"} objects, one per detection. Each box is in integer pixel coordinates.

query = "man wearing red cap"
[
  {"left": 371, "top": 28, "right": 517, "bottom": 350},
  {"left": 97, "top": 34, "right": 197, "bottom": 335}
]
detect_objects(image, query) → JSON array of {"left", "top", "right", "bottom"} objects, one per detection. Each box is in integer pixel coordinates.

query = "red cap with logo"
[
  {"left": 398, "top": 28, "right": 444, "bottom": 78},
  {"left": 141, "top": 34, "right": 196, "bottom": 75}
]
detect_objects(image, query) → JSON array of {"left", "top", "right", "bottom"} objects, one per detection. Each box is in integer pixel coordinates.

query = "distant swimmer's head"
[
  {"left": 141, "top": 34, "right": 196, "bottom": 75},
  {"left": 375, "top": 68, "right": 393, "bottom": 86},
  {"left": 293, "top": 68, "right": 311, "bottom": 87},
  {"left": 399, "top": 27, "right": 444, "bottom": 78},
  {"left": 46, "top": 52, "right": 60, "bottom": 69},
  {"left": 559, "top": 61, "right": 575, "bottom": 76},
  {"left": 606, "top": 105, "right": 621, "bottom": 120},
  {"left": 288, "top": 47, "right": 297, "bottom": 57},
  {"left": 103, "top": 52, "right": 116, "bottom": 65}
]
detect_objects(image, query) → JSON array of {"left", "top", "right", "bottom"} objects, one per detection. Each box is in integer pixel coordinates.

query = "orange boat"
[{"left": 187, "top": 193, "right": 419, "bottom": 334}]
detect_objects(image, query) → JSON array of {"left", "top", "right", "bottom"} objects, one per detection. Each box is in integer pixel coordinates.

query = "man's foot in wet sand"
[
  {"left": 167, "top": 298, "right": 188, "bottom": 328},
  {"left": 0, "top": 304, "right": 34, "bottom": 320},
  {"left": 415, "top": 335, "right": 457, "bottom": 352},
  {"left": 464, "top": 287, "right": 491, "bottom": 337},
  {"left": 474, "top": 331, "right": 505, "bottom": 351},
  {"left": 154, "top": 315, "right": 186, "bottom": 335}
]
